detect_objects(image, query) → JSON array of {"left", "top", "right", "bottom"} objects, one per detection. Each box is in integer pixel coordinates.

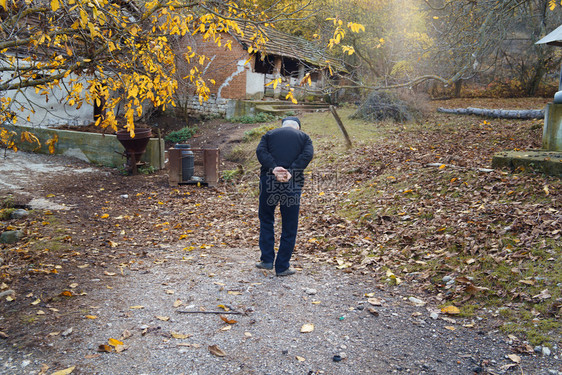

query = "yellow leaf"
[
  {"left": 85, "top": 315, "right": 98, "bottom": 319},
  {"left": 46, "top": 194, "right": 55, "bottom": 198},
  {"left": 100, "top": 214, "right": 109, "bottom": 219},
  {"left": 171, "top": 331, "right": 192, "bottom": 339},
  {"left": 296, "top": 356, "right": 306, "bottom": 362},
  {"left": 439, "top": 164, "right": 446, "bottom": 169},
  {"left": 0, "top": 0, "right": 7, "bottom": 11},
  {"left": 31, "top": 298, "right": 41, "bottom": 305},
  {"left": 50, "top": 0, "right": 59, "bottom": 11},
  {"left": 51, "top": 366, "right": 76, "bottom": 375},
  {"left": 441, "top": 305, "right": 460, "bottom": 315},
  {"left": 217, "top": 304, "right": 230, "bottom": 311},
  {"left": 300, "top": 323, "right": 314, "bottom": 333},
  {"left": 108, "top": 338, "right": 124, "bottom": 347}
]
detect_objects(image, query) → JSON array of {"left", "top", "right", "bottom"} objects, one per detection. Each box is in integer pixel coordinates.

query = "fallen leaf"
[
  {"left": 0, "top": 331, "right": 9, "bottom": 339},
  {"left": 85, "top": 315, "right": 98, "bottom": 320},
  {"left": 367, "top": 297, "right": 382, "bottom": 306},
  {"left": 507, "top": 353, "right": 521, "bottom": 364},
  {"left": 367, "top": 307, "right": 379, "bottom": 316},
  {"left": 171, "top": 332, "right": 192, "bottom": 339},
  {"left": 532, "top": 289, "right": 551, "bottom": 301},
  {"left": 121, "top": 330, "right": 133, "bottom": 340},
  {"left": 104, "top": 271, "right": 116, "bottom": 276},
  {"left": 208, "top": 344, "right": 226, "bottom": 357},
  {"left": 217, "top": 304, "right": 230, "bottom": 311},
  {"left": 227, "top": 291, "right": 242, "bottom": 295},
  {"left": 50, "top": 366, "right": 75, "bottom": 375},
  {"left": 156, "top": 316, "right": 170, "bottom": 321},
  {"left": 220, "top": 315, "right": 237, "bottom": 324},
  {"left": 60, "top": 291, "right": 73, "bottom": 297},
  {"left": 220, "top": 325, "right": 232, "bottom": 331},
  {"left": 444, "top": 326, "right": 456, "bottom": 331},
  {"left": 130, "top": 305, "right": 144, "bottom": 309},
  {"left": 441, "top": 305, "right": 460, "bottom": 315},
  {"left": 300, "top": 324, "right": 314, "bottom": 333},
  {"left": 98, "top": 344, "right": 112, "bottom": 353},
  {"left": 165, "top": 290, "right": 175, "bottom": 295},
  {"left": 108, "top": 338, "right": 124, "bottom": 347},
  {"left": 37, "top": 310, "right": 45, "bottom": 315},
  {"left": 31, "top": 298, "right": 41, "bottom": 305},
  {"left": 69, "top": 283, "right": 79, "bottom": 289},
  {"left": 296, "top": 356, "right": 306, "bottom": 362}
]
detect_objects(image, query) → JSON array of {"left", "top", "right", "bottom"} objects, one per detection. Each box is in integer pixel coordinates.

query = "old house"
[{"left": 176, "top": 24, "right": 346, "bottom": 118}]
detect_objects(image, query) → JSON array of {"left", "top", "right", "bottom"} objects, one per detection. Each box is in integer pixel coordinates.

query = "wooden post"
[
  {"left": 329, "top": 105, "right": 352, "bottom": 149},
  {"left": 168, "top": 148, "right": 181, "bottom": 186},
  {"left": 203, "top": 149, "right": 220, "bottom": 187}
]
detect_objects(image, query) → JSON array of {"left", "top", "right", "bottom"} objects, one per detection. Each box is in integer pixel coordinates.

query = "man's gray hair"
[{"left": 282, "top": 120, "right": 300, "bottom": 129}]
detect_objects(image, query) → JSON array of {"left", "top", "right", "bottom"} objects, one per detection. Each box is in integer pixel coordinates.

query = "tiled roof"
[{"left": 231, "top": 23, "right": 346, "bottom": 72}]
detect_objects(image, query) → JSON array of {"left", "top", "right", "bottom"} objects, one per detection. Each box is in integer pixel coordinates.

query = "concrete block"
[
  {"left": 492, "top": 150, "right": 562, "bottom": 177},
  {"left": 3, "top": 124, "right": 165, "bottom": 169},
  {"left": 543, "top": 103, "right": 562, "bottom": 151}
]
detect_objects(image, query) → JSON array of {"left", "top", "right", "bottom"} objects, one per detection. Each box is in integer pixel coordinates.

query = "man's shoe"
[
  {"left": 256, "top": 262, "right": 273, "bottom": 270},
  {"left": 276, "top": 268, "right": 296, "bottom": 277}
]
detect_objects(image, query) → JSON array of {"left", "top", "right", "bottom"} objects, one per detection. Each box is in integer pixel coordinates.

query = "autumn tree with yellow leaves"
[{"left": 0, "top": 0, "right": 365, "bottom": 153}]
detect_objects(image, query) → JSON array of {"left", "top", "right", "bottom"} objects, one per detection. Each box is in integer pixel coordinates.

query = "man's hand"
[{"left": 273, "top": 166, "right": 292, "bottom": 183}]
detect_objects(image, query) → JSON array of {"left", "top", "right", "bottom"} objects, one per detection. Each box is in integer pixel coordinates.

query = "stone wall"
[{"left": 182, "top": 96, "right": 232, "bottom": 117}]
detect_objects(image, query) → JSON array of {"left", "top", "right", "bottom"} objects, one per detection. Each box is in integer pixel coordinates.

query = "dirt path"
[
  {"left": 3, "top": 237, "right": 558, "bottom": 375},
  {"left": 1, "top": 151, "right": 560, "bottom": 375}
]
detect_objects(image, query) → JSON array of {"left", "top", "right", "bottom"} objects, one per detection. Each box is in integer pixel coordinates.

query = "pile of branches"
[{"left": 350, "top": 91, "right": 419, "bottom": 123}]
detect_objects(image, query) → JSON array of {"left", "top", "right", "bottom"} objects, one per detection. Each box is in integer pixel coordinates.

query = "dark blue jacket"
[{"left": 256, "top": 127, "right": 314, "bottom": 186}]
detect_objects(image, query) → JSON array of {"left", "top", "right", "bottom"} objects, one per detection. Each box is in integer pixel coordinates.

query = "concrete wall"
[
  {"left": 246, "top": 69, "right": 265, "bottom": 99},
  {"left": 3, "top": 124, "right": 165, "bottom": 169},
  {"left": 1, "top": 62, "right": 94, "bottom": 127},
  {"left": 543, "top": 103, "right": 562, "bottom": 151}
]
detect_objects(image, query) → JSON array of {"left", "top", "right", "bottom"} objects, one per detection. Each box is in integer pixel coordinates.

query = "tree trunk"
[{"left": 437, "top": 107, "right": 544, "bottom": 119}]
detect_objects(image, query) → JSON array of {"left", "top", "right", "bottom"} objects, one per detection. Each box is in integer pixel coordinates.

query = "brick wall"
[
  {"left": 176, "top": 32, "right": 253, "bottom": 116},
  {"left": 179, "top": 33, "right": 250, "bottom": 100}
]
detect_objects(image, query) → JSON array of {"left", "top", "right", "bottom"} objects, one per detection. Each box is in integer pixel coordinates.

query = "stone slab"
[{"left": 492, "top": 150, "right": 562, "bottom": 177}]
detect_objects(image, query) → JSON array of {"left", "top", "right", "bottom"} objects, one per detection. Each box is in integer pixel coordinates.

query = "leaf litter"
[{"left": 0, "top": 98, "right": 559, "bottom": 373}]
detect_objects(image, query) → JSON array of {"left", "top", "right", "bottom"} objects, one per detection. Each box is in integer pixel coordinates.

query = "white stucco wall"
[
  {"left": 246, "top": 70, "right": 265, "bottom": 99},
  {"left": 1, "top": 62, "right": 93, "bottom": 128}
]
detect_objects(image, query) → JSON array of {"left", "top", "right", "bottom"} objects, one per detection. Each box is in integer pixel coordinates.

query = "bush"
[
  {"left": 164, "top": 126, "right": 197, "bottom": 143},
  {"left": 350, "top": 91, "right": 420, "bottom": 123},
  {"left": 231, "top": 112, "right": 278, "bottom": 124},
  {"left": 243, "top": 124, "right": 277, "bottom": 142}
]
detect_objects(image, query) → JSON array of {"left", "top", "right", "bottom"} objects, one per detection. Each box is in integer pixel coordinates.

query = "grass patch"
[{"left": 231, "top": 112, "right": 279, "bottom": 124}]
